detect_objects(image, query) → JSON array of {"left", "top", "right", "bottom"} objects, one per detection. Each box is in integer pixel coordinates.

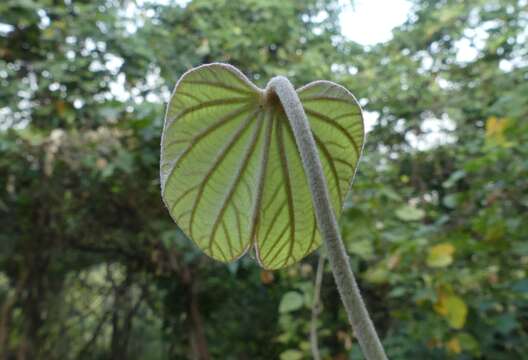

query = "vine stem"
[
  {"left": 267, "top": 76, "right": 388, "bottom": 360},
  {"left": 310, "top": 253, "right": 325, "bottom": 360}
]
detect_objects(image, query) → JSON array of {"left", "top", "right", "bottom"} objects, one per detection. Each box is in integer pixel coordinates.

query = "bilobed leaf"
[{"left": 160, "top": 63, "right": 364, "bottom": 269}]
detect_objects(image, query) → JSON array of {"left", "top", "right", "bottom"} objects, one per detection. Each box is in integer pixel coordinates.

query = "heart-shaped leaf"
[{"left": 160, "top": 63, "right": 364, "bottom": 269}]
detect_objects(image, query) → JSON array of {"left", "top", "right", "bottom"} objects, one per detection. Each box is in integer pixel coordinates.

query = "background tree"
[{"left": 0, "top": 0, "right": 527, "bottom": 359}]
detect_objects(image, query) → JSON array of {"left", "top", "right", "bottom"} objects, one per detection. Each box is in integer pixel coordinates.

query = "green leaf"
[
  {"left": 279, "top": 349, "right": 303, "bottom": 360},
  {"left": 442, "top": 194, "right": 458, "bottom": 208},
  {"left": 160, "top": 64, "right": 364, "bottom": 269},
  {"left": 364, "top": 265, "right": 389, "bottom": 284},
  {"left": 348, "top": 238, "right": 374, "bottom": 260},
  {"left": 279, "top": 291, "right": 304, "bottom": 313},
  {"left": 426, "top": 243, "right": 455, "bottom": 268},
  {"left": 457, "top": 333, "right": 480, "bottom": 355},
  {"left": 395, "top": 204, "right": 425, "bottom": 221}
]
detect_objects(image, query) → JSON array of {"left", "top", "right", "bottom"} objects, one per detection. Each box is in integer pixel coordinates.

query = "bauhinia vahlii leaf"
[{"left": 160, "top": 63, "right": 364, "bottom": 269}]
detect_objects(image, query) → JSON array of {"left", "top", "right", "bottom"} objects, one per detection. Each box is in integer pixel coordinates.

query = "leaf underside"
[{"left": 160, "top": 63, "right": 364, "bottom": 269}]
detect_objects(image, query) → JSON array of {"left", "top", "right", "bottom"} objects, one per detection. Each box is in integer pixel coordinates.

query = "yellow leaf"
[
  {"left": 446, "top": 337, "right": 462, "bottom": 354},
  {"left": 427, "top": 243, "right": 455, "bottom": 268},
  {"left": 485, "top": 117, "right": 510, "bottom": 146},
  {"left": 434, "top": 291, "right": 468, "bottom": 329}
]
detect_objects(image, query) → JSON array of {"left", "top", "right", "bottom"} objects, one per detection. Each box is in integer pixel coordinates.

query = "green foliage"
[{"left": 1, "top": 0, "right": 527, "bottom": 358}]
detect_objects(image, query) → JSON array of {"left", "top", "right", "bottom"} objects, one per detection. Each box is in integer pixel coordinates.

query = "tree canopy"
[{"left": 1, "top": 0, "right": 527, "bottom": 358}]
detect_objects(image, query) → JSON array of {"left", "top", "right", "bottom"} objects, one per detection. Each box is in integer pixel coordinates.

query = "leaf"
[
  {"left": 279, "top": 291, "right": 304, "bottom": 313},
  {"left": 457, "top": 333, "right": 480, "bottom": 354},
  {"left": 160, "top": 63, "right": 364, "bottom": 269},
  {"left": 427, "top": 243, "right": 455, "bottom": 268},
  {"left": 485, "top": 116, "right": 511, "bottom": 146},
  {"left": 347, "top": 238, "right": 374, "bottom": 260},
  {"left": 442, "top": 193, "right": 458, "bottom": 208},
  {"left": 434, "top": 291, "right": 467, "bottom": 329},
  {"left": 446, "top": 337, "right": 461, "bottom": 354},
  {"left": 395, "top": 204, "right": 425, "bottom": 221},
  {"left": 279, "top": 349, "right": 303, "bottom": 360},
  {"left": 364, "top": 265, "right": 389, "bottom": 284}
]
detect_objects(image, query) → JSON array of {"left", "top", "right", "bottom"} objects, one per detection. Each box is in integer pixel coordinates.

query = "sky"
[
  {"left": 338, "top": 0, "right": 458, "bottom": 149},
  {"left": 339, "top": 0, "right": 412, "bottom": 45},
  {"left": 337, "top": 0, "right": 413, "bottom": 133}
]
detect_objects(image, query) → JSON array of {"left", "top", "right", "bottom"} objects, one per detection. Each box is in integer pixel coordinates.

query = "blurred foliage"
[{"left": 1, "top": 0, "right": 527, "bottom": 359}]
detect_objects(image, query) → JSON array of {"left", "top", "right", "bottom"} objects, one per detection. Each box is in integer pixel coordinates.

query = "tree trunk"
[{"left": 181, "top": 266, "right": 210, "bottom": 360}]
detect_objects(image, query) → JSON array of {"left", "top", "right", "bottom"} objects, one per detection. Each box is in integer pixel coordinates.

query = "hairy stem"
[
  {"left": 267, "top": 76, "right": 388, "bottom": 360},
  {"left": 310, "top": 253, "right": 325, "bottom": 360}
]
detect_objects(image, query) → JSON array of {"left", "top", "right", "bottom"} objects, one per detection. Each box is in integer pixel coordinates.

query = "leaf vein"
[
  {"left": 306, "top": 109, "right": 360, "bottom": 157},
  {"left": 207, "top": 112, "right": 264, "bottom": 255},
  {"left": 188, "top": 109, "right": 258, "bottom": 239}
]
